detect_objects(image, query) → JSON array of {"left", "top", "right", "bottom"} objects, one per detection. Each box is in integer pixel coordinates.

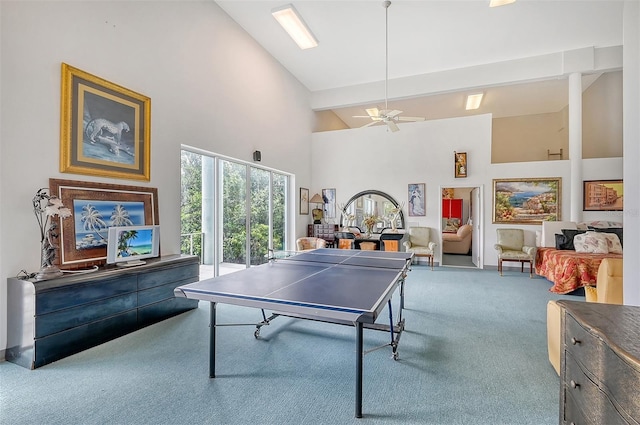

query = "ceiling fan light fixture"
[
  {"left": 465, "top": 93, "right": 484, "bottom": 110},
  {"left": 271, "top": 4, "right": 318, "bottom": 50},
  {"left": 489, "top": 0, "right": 516, "bottom": 7}
]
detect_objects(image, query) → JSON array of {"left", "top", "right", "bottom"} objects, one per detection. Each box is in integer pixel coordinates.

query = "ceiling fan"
[{"left": 354, "top": 1, "right": 425, "bottom": 132}]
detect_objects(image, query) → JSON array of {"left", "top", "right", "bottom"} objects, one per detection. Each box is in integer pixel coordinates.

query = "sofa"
[
  {"left": 546, "top": 258, "right": 623, "bottom": 375},
  {"left": 442, "top": 224, "right": 472, "bottom": 254}
]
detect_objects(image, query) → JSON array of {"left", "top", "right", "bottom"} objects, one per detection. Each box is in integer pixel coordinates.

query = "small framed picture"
[
  {"left": 455, "top": 152, "right": 467, "bottom": 178},
  {"left": 300, "top": 187, "right": 309, "bottom": 215}
]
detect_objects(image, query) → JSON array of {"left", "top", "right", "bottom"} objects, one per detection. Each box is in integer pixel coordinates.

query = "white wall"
[
  {"left": 623, "top": 0, "right": 640, "bottom": 306},
  {"left": 311, "top": 115, "right": 623, "bottom": 269},
  {"left": 0, "top": 2, "right": 312, "bottom": 355}
]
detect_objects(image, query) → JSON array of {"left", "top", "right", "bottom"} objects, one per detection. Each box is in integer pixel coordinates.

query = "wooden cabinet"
[
  {"left": 557, "top": 300, "right": 640, "bottom": 425},
  {"left": 6, "top": 255, "right": 199, "bottom": 369},
  {"left": 307, "top": 224, "right": 338, "bottom": 246}
]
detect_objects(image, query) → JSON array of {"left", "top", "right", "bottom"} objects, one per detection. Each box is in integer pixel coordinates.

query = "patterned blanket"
[{"left": 535, "top": 247, "right": 623, "bottom": 294}]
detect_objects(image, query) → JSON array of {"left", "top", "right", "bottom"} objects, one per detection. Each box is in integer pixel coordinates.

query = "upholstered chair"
[
  {"left": 334, "top": 232, "right": 356, "bottom": 249},
  {"left": 494, "top": 229, "right": 536, "bottom": 277},
  {"left": 380, "top": 233, "right": 404, "bottom": 252},
  {"left": 442, "top": 224, "right": 473, "bottom": 254},
  {"left": 403, "top": 227, "right": 436, "bottom": 270},
  {"left": 295, "top": 237, "right": 327, "bottom": 251}
]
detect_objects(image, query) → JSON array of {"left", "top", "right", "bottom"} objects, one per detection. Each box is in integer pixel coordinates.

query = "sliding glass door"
[{"left": 181, "top": 149, "right": 290, "bottom": 278}]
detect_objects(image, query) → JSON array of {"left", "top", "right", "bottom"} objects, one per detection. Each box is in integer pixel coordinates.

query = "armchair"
[
  {"left": 494, "top": 229, "right": 536, "bottom": 277},
  {"left": 403, "top": 227, "right": 436, "bottom": 270},
  {"left": 442, "top": 224, "right": 472, "bottom": 254},
  {"left": 295, "top": 237, "right": 327, "bottom": 251}
]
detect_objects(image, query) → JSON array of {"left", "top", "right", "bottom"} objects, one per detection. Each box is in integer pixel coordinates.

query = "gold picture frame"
[
  {"left": 492, "top": 177, "right": 561, "bottom": 224},
  {"left": 60, "top": 63, "right": 151, "bottom": 181},
  {"left": 583, "top": 180, "right": 623, "bottom": 211},
  {"left": 50, "top": 178, "right": 159, "bottom": 269},
  {"left": 455, "top": 152, "right": 467, "bottom": 178}
]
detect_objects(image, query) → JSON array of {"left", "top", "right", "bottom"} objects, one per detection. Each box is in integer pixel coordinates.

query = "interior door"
[{"left": 471, "top": 187, "right": 481, "bottom": 267}]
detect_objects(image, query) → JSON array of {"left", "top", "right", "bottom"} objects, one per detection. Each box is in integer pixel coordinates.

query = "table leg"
[
  {"left": 355, "top": 321, "right": 364, "bottom": 418},
  {"left": 210, "top": 301, "right": 217, "bottom": 378}
]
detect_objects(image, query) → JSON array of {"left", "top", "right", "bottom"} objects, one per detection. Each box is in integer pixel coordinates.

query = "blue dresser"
[{"left": 6, "top": 255, "right": 199, "bottom": 369}]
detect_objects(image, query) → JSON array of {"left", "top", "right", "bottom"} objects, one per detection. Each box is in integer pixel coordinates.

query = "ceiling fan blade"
[
  {"left": 353, "top": 115, "right": 377, "bottom": 118},
  {"left": 366, "top": 107, "right": 380, "bottom": 117},
  {"left": 386, "top": 120, "right": 400, "bottom": 132},
  {"left": 397, "top": 116, "right": 426, "bottom": 122},
  {"left": 361, "top": 121, "right": 381, "bottom": 128},
  {"left": 386, "top": 110, "right": 403, "bottom": 118}
]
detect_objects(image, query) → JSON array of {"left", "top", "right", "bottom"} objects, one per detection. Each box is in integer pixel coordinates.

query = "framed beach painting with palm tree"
[{"left": 49, "top": 178, "right": 158, "bottom": 269}]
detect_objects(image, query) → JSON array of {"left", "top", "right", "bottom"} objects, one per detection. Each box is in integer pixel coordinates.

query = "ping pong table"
[{"left": 174, "top": 248, "right": 413, "bottom": 418}]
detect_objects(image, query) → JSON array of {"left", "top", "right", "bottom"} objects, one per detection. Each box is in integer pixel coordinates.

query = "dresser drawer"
[
  {"left": 566, "top": 315, "right": 640, "bottom": 422},
  {"left": 564, "top": 351, "right": 628, "bottom": 425}
]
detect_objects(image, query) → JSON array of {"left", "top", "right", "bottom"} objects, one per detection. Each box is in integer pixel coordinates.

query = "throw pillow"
[
  {"left": 574, "top": 232, "right": 609, "bottom": 254},
  {"left": 588, "top": 227, "right": 623, "bottom": 248},
  {"left": 560, "top": 229, "right": 587, "bottom": 251},
  {"left": 599, "top": 232, "right": 623, "bottom": 254},
  {"left": 554, "top": 234, "right": 572, "bottom": 250}
]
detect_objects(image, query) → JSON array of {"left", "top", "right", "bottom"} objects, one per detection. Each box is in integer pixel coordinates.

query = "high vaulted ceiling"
[{"left": 216, "top": 1, "right": 624, "bottom": 128}]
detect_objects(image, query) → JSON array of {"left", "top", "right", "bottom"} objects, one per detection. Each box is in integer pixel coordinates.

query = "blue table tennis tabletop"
[{"left": 174, "top": 248, "right": 414, "bottom": 418}]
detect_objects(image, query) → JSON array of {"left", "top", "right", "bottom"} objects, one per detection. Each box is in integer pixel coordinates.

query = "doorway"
[{"left": 440, "top": 185, "right": 483, "bottom": 269}]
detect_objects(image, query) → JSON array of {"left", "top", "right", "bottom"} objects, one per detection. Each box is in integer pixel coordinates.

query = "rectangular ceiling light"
[
  {"left": 465, "top": 93, "right": 484, "bottom": 110},
  {"left": 489, "top": 0, "right": 516, "bottom": 7},
  {"left": 272, "top": 4, "right": 318, "bottom": 50}
]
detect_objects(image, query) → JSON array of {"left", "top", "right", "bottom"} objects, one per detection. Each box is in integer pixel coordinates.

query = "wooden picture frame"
[
  {"left": 408, "top": 183, "right": 426, "bottom": 216},
  {"left": 455, "top": 152, "right": 467, "bottom": 178},
  {"left": 493, "top": 177, "right": 561, "bottom": 224},
  {"left": 583, "top": 180, "right": 623, "bottom": 211},
  {"left": 49, "top": 178, "right": 159, "bottom": 269},
  {"left": 300, "top": 187, "right": 309, "bottom": 215},
  {"left": 60, "top": 63, "right": 151, "bottom": 181}
]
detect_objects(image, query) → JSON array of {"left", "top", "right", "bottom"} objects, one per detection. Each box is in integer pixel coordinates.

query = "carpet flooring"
[{"left": 0, "top": 266, "right": 580, "bottom": 424}]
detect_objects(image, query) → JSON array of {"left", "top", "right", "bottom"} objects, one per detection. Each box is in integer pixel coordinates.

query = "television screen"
[{"left": 106, "top": 225, "right": 160, "bottom": 267}]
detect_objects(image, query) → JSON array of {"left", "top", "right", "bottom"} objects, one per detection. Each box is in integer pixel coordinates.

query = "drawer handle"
[
  {"left": 570, "top": 380, "right": 580, "bottom": 389},
  {"left": 571, "top": 337, "right": 581, "bottom": 345}
]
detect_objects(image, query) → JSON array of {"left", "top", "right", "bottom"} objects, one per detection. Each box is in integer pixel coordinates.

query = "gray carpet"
[{"left": 0, "top": 266, "right": 578, "bottom": 424}]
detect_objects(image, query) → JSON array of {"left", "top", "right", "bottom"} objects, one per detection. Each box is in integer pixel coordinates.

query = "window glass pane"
[
  {"left": 221, "top": 160, "right": 247, "bottom": 268},
  {"left": 272, "top": 173, "right": 287, "bottom": 252},
  {"left": 250, "top": 167, "right": 270, "bottom": 265},
  {"left": 180, "top": 151, "right": 203, "bottom": 262}
]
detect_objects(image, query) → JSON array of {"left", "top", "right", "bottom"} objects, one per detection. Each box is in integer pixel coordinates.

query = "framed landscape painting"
[
  {"left": 492, "top": 177, "right": 561, "bottom": 224},
  {"left": 583, "top": 180, "right": 623, "bottom": 211},
  {"left": 50, "top": 178, "right": 159, "bottom": 269},
  {"left": 60, "top": 63, "right": 151, "bottom": 181}
]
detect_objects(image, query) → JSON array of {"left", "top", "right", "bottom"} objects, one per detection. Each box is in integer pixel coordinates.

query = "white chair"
[{"left": 403, "top": 227, "right": 436, "bottom": 270}]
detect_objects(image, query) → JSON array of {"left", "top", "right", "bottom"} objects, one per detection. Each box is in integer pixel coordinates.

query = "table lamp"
[{"left": 310, "top": 193, "right": 324, "bottom": 224}]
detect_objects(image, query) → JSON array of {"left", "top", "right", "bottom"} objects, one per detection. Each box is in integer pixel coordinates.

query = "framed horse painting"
[{"left": 60, "top": 63, "right": 151, "bottom": 181}]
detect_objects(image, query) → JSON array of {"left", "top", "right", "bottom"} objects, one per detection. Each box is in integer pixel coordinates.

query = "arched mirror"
[{"left": 339, "top": 190, "right": 405, "bottom": 233}]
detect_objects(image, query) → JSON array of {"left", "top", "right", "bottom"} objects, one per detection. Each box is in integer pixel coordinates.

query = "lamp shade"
[{"left": 309, "top": 193, "right": 324, "bottom": 204}]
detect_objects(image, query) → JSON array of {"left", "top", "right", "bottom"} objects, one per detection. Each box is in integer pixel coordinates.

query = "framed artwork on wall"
[
  {"left": 322, "top": 188, "right": 336, "bottom": 219},
  {"left": 408, "top": 183, "right": 426, "bottom": 216},
  {"left": 583, "top": 180, "right": 623, "bottom": 211},
  {"left": 49, "top": 178, "right": 159, "bottom": 269},
  {"left": 300, "top": 187, "right": 309, "bottom": 215},
  {"left": 60, "top": 63, "right": 151, "bottom": 181},
  {"left": 492, "top": 177, "right": 561, "bottom": 224},
  {"left": 455, "top": 152, "right": 467, "bottom": 178}
]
